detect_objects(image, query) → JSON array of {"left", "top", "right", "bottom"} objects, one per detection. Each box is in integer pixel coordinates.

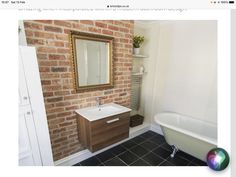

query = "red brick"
[
  {"left": 108, "top": 25, "right": 119, "bottom": 31},
  {"left": 104, "top": 20, "right": 114, "bottom": 24},
  {"left": 57, "top": 48, "right": 70, "bottom": 54},
  {"left": 72, "top": 23, "right": 87, "bottom": 31},
  {"left": 95, "top": 22, "right": 107, "bottom": 28},
  {"left": 56, "top": 102, "right": 71, "bottom": 107},
  {"left": 102, "top": 29, "right": 113, "bottom": 35},
  {"left": 52, "top": 128, "right": 66, "bottom": 133},
  {"left": 55, "top": 34, "right": 68, "bottom": 40},
  {"left": 43, "top": 92, "right": 54, "bottom": 97},
  {"left": 35, "top": 20, "right": 53, "bottom": 24},
  {"left": 114, "top": 21, "right": 125, "bottom": 26},
  {"left": 41, "top": 80, "right": 51, "bottom": 85},
  {"left": 61, "top": 73, "right": 72, "bottom": 78},
  {"left": 51, "top": 67, "right": 67, "bottom": 72},
  {"left": 43, "top": 85, "right": 62, "bottom": 91},
  {"left": 47, "top": 97, "right": 63, "bottom": 103},
  {"left": 54, "top": 91, "right": 70, "bottom": 96},
  {"left": 45, "top": 103, "right": 55, "bottom": 110},
  {"left": 46, "top": 107, "right": 65, "bottom": 114},
  {"left": 88, "top": 27, "right": 101, "bottom": 33},
  {"left": 27, "top": 38, "right": 45, "bottom": 45},
  {"left": 65, "top": 105, "right": 79, "bottom": 111},
  {"left": 119, "top": 27, "right": 129, "bottom": 33},
  {"left": 57, "top": 111, "right": 72, "bottom": 117},
  {"left": 54, "top": 137, "right": 67, "bottom": 144},
  {"left": 24, "top": 22, "right": 43, "bottom": 30},
  {"left": 39, "top": 67, "right": 50, "bottom": 72},
  {"left": 44, "top": 26, "right": 63, "bottom": 33},
  {"left": 59, "top": 61, "right": 71, "bottom": 66},
  {"left": 39, "top": 61, "right": 57, "bottom": 66},
  {"left": 47, "top": 114, "right": 57, "bottom": 120},
  {"left": 25, "top": 30, "right": 33, "bottom": 37},
  {"left": 54, "top": 20, "right": 72, "bottom": 28},
  {"left": 49, "top": 54, "right": 66, "bottom": 60},
  {"left": 63, "top": 85, "right": 73, "bottom": 90},
  {"left": 48, "top": 41, "right": 65, "bottom": 47},
  {"left": 114, "top": 32, "right": 124, "bottom": 38},
  {"left": 37, "top": 47, "right": 56, "bottom": 53},
  {"left": 37, "top": 53, "right": 48, "bottom": 60},
  {"left": 59, "top": 121, "right": 73, "bottom": 127},
  {"left": 34, "top": 31, "right": 54, "bottom": 39},
  {"left": 120, "top": 38, "right": 129, "bottom": 43},
  {"left": 80, "top": 20, "right": 94, "bottom": 25}
]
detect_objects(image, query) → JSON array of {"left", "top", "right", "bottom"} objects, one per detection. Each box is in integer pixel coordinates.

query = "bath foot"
[{"left": 170, "top": 145, "right": 179, "bottom": 158}]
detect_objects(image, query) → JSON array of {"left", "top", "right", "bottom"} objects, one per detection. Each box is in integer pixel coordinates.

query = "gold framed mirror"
[{"left": 70, "top": 31, "right": 114, "bottom": 92}]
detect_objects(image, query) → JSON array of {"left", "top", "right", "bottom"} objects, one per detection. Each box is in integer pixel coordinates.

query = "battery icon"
[{"left": 229, "top": 1, "right": 234, "bottom": 3}]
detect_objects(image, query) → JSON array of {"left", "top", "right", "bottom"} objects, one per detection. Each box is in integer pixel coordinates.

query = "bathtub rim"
[{"left": 154, "top": 112, "right": 217, "bottom": 146}]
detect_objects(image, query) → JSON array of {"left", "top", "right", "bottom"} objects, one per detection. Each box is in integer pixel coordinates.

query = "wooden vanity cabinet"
[{"left": 78, "top": 112, "right": 130, "bottom": 152}]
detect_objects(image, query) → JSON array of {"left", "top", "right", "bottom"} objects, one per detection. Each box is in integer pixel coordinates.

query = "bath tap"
[{"left": 96, "top": 97, "right": 102, "bottom": 110}]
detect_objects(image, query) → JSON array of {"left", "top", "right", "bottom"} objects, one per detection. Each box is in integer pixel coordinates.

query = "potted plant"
[{"left": 133, "top": 35, "right": 144, "bottom": 55}]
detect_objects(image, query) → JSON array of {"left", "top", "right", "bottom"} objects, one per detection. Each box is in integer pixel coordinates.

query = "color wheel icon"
[{"left": 206, "top": 148, "right": 230, "bottom": 171}]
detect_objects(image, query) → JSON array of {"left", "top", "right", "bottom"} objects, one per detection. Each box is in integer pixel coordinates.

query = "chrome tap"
[{"left": 96, "top": 97, "right": 101, "bottom": 110}]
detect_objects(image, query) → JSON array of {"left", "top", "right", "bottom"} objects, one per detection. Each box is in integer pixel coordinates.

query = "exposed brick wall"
[{"left": 23, "top": 20, "right": 134, "bottom": 161}]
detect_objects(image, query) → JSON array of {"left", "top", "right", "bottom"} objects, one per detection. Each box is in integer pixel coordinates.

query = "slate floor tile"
[
  {"left": 142, "top": 152, "right": 165, "bottom": 166},
  {"left": 130, "top": 145, "right": 149, "bottom": 157},
  {"left": 118, "top": 151, "right": 139, "bottom": 165},
  {"left": 96, "top": 150, "right": 115, "bottom": 162},
  {"left": 104, "top": 157, "right": 127, "bottom": 166},
  {"left": 80, "top": 156, "right": 101, "bottom": 166},
  {"left": 130, "top": 159, "right": 151, "bottom": 166}
]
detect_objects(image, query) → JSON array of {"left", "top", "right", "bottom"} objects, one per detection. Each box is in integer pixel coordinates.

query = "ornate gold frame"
[{"left": 69, "top": 31, "right": 114, "bottom": 92}]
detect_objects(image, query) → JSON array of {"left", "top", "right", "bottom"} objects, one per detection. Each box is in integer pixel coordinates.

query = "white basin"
[{"left": 75, "top": 103, "right": 131, "bottom": 121}]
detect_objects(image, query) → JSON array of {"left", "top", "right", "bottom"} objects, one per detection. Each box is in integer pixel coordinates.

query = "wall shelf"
[
  {"left": 133, "top": 54, "right": 148, "bottom": 58},
  {"left": 132, "top": 72, "right": 147, "bottom": 76}
]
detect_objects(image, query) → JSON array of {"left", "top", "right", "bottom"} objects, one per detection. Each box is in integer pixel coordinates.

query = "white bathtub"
[{"left": 154, "top": 112, "right": 217, "bottom": 161}]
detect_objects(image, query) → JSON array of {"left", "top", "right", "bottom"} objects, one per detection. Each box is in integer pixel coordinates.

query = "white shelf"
[
  {"left": 132, "top": 72, "right": 147, "bottom": 76},
  {"left": 133, "top": 54, "right": 148, "bottom": 58}
]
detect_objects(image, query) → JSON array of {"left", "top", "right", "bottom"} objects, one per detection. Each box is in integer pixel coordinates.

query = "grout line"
[
  {"left": 98, "top": 147, "right": 131, "bottom": 165},
  {"left": 104, "top": 134, "right": 167, "bottom": 166},
  {"left": 129, "top": 157, "right": 153, "bottom": 166},
  {"left": 80, "top": 131, "right": 202, "bottom": 166},
  {"left": 158, "top": 159, "right": 174, "bottom": 166},
  {"left": 120, "top": 136, "right": 168, "bottom": 166},
  {"left": 116, "top": 157, "right": 129, "bottom": 166},
  {"left": 98, "top": 134, "right": 155, "bottom": 166}
]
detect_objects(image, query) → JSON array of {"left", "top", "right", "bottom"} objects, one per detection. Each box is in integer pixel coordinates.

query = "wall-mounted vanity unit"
[{"left": 75, "top": 103, "right": 131, "bottom": 152}]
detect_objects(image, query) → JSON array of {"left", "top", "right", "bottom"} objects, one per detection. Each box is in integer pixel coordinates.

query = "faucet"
[{"left": 96, "top": 97, "right": 102, "bottom": 110}]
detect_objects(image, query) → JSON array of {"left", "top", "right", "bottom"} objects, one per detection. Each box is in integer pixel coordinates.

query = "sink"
[
  {"left": 75, "top": 103, "right": 131, "bottom": 121},
  {"left": 86, "top": 106, "right": 121, "bottom": 116}
]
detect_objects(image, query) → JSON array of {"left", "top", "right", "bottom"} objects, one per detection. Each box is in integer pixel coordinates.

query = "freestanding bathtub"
[{"left": 154, "top": 112, "right": 217, "bottom": 161}]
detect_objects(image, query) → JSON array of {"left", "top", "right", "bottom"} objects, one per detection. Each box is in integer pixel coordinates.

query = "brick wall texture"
[{"left": 23, "top": 20, "right": 134, "bottom": 161}]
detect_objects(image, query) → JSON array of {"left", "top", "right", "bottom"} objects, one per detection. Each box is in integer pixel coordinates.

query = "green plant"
[{"left": 133, "top": 35, "right": 144, "bottom": 48}]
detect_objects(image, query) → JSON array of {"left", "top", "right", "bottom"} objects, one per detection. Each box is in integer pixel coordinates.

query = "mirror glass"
[
  {"left": 70, "top": 31, "right": 114, "bottom": 91},
  {"left": 75, "top": 39, "right": 109, "bottom": 86}
]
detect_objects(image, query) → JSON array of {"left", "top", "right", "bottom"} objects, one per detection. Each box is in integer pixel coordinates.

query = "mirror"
[{"left": 70, "top": 31, "right": 114, "bottom": 92}]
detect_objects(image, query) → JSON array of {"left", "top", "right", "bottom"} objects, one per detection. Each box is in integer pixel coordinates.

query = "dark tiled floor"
[{"left": 74, "top": 131, "right": 207, "bottom": 166}]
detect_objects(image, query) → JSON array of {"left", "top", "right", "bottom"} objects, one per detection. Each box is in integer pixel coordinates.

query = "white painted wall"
[
  {"left": 133, "top": 24, "right": 147, "bottom": 116},
  {"left": 134, "top": 20, "right": 217, "bottom": 128},
  {"left": 148, "top": 21, "right": 217, "bottom": 124},
  {"left": 133, "top": 22, "right": 161, "bottom": 126}
]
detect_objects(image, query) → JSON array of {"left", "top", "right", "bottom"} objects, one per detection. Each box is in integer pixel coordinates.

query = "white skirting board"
[
  {"left": 54, "top": 123, "right": 162, "bottom": 166},
  {"left": 150, "top": 123, "right": 163, "bottom": 135}
]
